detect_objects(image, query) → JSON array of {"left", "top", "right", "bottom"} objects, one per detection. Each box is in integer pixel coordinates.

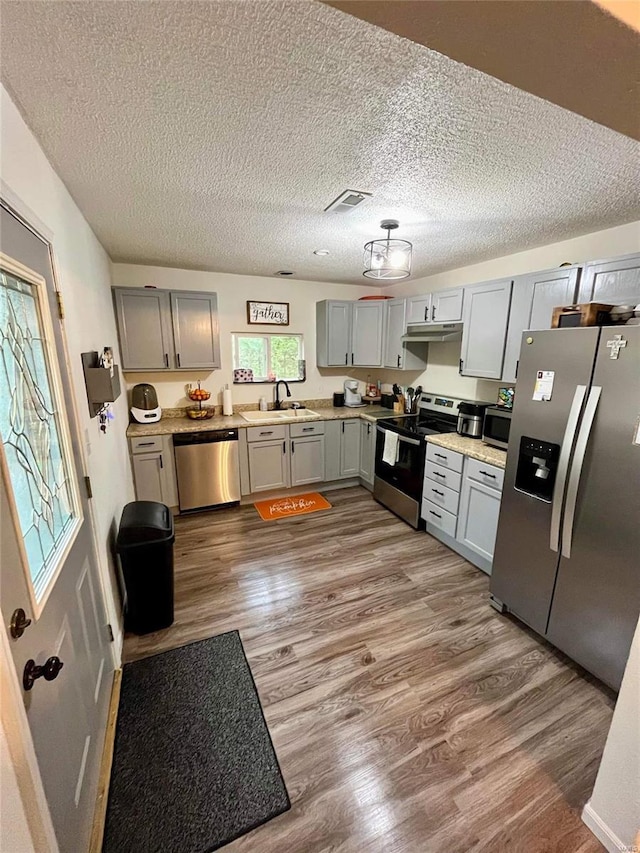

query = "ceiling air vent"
[{"left": 324, "top": 189, "right": 372, "bottom": 214}]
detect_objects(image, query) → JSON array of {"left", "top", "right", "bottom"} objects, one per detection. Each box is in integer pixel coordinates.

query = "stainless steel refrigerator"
[{"left": 490, "top": 325, "right": 639, "bottom": 691}]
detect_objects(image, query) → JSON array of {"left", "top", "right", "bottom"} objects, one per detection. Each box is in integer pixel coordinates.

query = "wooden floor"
[{"left": 124, "top": 487, "right": 613, "bottom": 853}]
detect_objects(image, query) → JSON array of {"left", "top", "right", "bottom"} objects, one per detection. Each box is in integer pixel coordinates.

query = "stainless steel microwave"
[{"left": 482, "top": 406, "right": 512, "bottom": 450}]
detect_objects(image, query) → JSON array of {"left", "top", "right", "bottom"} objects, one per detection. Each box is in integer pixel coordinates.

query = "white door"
[{"left": 0, "top": 208, "right": 113, "bottom": 853}]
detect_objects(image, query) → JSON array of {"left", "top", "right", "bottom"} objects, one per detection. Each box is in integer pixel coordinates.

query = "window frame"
[{"left": 232, "top": 332, "right": 305, "bottom": 384}]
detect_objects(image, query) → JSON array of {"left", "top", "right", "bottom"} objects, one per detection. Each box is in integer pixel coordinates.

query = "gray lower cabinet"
[
  {"left": 247, "top": 439, "right": 289, "bottom": 493},
  {"left": 290, "top": 435, "right": 325, "bottom": 486},
  {"left": 460, "top": 279, "right": 513, "bottom": 379},
  {"left": 455, "top": 459, "right": 504, "bottom": 574},
  {"left": 423, "top": 447, "right": 502, "bottom": 575},
  {"left": 359, "top": 420, "right": 375, "bottom": 487},
  {"left": 340, "top": 419, "right": 361, "bottom": 477},
  {"left": 113, "top": 286, "right": 220, "bottom": 371},
  {"left": 130, "top": 435, "right": 178, "bottom": 507},
  {"left": 577, "top": 252, "right": 640, "bottom": 304},
  {"left": 324, "top": 419, "right": 361, "bottom": 480},
  {"left": 502, "top": 266, "right": 580, "bottom": 383}
]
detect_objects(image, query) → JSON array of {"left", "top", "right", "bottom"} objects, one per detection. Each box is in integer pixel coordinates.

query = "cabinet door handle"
[
  {"left": 367, "top": 423, "right": 371, "bottom": 435},
  {"left": 459, "top": 359, "right": 464, "bottom": 373},
  {"left": 302, "top": 426, "right": 314, "bottom": 432},
  {"left": 424, "top": 306, "right": 428, "bottom": 322},
  {"left": 351, "top": 353, "right": 354, "bottom": 365},
  {"left": 515, "top": 359, "right": 519, "bottom": 379},
  {"left": 138, "top": 441, "right": 154, "bottom": 446},
  {"left": 260, "top": 430, "right": 274, "bottom": 436},
  {"left": 396, "top": 354, "right": 401, "bottom": 368},
  {"left": 291, "top": 441, "right": 295, "bottom": 453},
  {"left": 434, "top": 452, "right": 447, "bottom": 460},
  {"left": 342, "top": 421, "right": 345, "bottom": 433},
  {"left": 176, "top": 352, "right": 181, "bottom": 367},
  {"left": 479, "top": 470, "right": 496, "bottom": 479},
  {"left": 345, "top": 352, "right": 348, "bottom": 365},
  {"left": 432, "top": 304, "right": 436, "bottom": 321},
  {"left": 432, "top": 471, "right": 445, "bottom": 479},
  {"left": 283, "top": 441, "right": 286, "bottom": 454},
  {"left": 164, "top": 353, "right": 169, "bottom": 368},
  {"left": 159, "top": 455, "right": 164, "bottom": 469},
  {"left": 432, "top": 488, "right": 444, "bottom": 496},
  {"left": 429, "top": 510, "right": 442, "bottom": 519}
]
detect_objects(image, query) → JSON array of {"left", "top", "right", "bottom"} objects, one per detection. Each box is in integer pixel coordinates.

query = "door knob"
[
  {"left": 23, "top": 656, "right": 64, "bottom": 691},
  {"left": 10, "top": 608, "right": 32, "bottom": 639}
]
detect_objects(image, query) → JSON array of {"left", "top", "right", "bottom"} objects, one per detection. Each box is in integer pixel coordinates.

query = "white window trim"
[
  {"left": 0, "top": 252, "right": 83, "bottom": 619},
  {"left": 232, "top": 331, "right": 304, "bottom": 382}
]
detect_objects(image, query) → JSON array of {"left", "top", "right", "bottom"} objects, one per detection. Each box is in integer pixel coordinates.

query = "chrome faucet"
[{"left": 274, "top": 380, "right": 291, "bottom": 410}]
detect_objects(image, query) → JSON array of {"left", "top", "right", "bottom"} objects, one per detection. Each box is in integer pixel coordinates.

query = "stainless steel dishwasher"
[{"left": 173, "top": 429, "right": 241, "bottom": 511}]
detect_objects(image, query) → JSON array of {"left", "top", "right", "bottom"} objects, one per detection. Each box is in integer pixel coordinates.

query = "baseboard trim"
[
  {"left": 581, "top": 801, "right": 628, "bottom": 852},
  {"left": 89, "top": 668, "right": 122, "bottom": 853}
]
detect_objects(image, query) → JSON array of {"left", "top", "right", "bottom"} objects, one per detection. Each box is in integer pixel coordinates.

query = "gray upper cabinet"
[
  {"left": 431, "top": 288, "right": 464, "bottom": 323},
  {"left": 577, "top": 253, "right": 640, "bottom": 304},
  {"left": 502, "top": 266, "right": 580, "bottom": 383},
  {"left": 170, "top": 291, "right": 220, "bottom": 369},
  {"left": 460, "top": 279, "right": 513, "bottom": 379},
  {"left": 316, "top": 300, "right": 352, "bottom": 367},
  {"left": 114, "top": 288, "right": 173, "bottom": 370},
  {"left": 384, "top": 299, "right": 407, "bottom": 368},
  {"left": 352, "top": 301, "right": 384, "bottom": 367},
  {"left": 384, "top": 298, "right": 428, "bottom": 371},
  {"left": 407, "top": 294, "right": 431, "bottom": 324},
  {"left": 113, "top": 286, "right": 220, "bottom": 371}
]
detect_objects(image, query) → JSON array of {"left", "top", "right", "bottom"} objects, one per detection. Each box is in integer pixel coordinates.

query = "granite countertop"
[
  {"left": 126, "top": 405, "right": 395, "bottom": 437},
  {"left": 426, "top": 433, "right": 508, "bottom": 469}
]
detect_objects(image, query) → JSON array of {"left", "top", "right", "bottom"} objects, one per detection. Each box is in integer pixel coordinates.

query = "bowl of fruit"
[
  {"left": 186, "top": 406, "right": 215, "bottom": 420},
  {"left": 187, "top": 384, "right": 211, "bottom": 403}
]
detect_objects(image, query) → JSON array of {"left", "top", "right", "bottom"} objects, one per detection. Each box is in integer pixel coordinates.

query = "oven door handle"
[{"left": 376, "top": 427, "right": 420, "bottom": 447}]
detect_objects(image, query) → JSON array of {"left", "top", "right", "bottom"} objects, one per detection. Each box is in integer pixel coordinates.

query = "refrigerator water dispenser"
[{"left": 514, "top": 437, "right": 560, "bottom": 502}]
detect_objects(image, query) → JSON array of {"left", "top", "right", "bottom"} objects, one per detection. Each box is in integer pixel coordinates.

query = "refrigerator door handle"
[
  {"left": 561, "top": 386, "right": 602, "bottom": 559},
  {"left": 550, "top": 384, "right": 587, "bottom": 552}
]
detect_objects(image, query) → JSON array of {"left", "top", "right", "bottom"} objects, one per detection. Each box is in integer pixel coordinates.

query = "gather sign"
[{"left": 246, "top": 301, "right": 290, "bottom": 326}]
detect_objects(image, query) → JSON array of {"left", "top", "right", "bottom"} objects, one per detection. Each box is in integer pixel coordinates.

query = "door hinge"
[
  {"left": 84, "top": 475, "right": 93, "bottom": 499},
  {"left": 55, "top": 291, "right": 65, "bottom": 320},
  {"left": 107, "top": 623, "right": 114, "bottom": 643}
]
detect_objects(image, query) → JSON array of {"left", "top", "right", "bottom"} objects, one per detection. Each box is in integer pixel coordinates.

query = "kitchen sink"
[{"left": 241, "top": 409, "right": 320, "bottom": 422}]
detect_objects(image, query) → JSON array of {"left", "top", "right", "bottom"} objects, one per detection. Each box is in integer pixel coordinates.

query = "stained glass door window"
[{"left": 0, "top": 265, "right": 80, "bottom": 606}]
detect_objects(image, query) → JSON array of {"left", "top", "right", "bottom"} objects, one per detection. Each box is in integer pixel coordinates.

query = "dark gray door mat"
[{"left": 102, "top": 631, "right": 290, "bottom": 852}]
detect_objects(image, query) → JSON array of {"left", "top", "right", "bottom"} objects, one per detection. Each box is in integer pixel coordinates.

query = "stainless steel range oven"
[{"left": 373, "top": 393, "right": 462, "bottom": 528}]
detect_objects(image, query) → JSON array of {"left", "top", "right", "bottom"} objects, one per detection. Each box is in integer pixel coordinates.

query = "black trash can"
[{"left": 116, "top": 501, "right": 175, "bottom": 635}]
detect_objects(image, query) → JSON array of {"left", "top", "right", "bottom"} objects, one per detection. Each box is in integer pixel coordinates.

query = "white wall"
[
  {"left": 1, "top": 85, "right": 134, "bottom": 651},
  {"left": 380, "top": 221, "right": 640, "bottom": 401},
  {"left": 0, "top": 722, "right": 36, "bottom": 853},
  {"left": 112, "top": 263, "right": 369, "bottom": 408},
  {"left": 583, "top": 616, "right": 640, "bottom": 851}
]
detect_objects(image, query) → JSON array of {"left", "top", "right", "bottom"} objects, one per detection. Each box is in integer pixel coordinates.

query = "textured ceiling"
[{"left": 1, "top": 0, "right": 639, "bottom": 285}]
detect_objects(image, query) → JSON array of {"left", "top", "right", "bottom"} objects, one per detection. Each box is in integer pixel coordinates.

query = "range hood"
[{"left": 402, "top": 322, "right": 463, "bottom": 343}]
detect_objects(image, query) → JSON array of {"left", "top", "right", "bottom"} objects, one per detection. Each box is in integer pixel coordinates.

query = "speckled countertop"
[
  {"left": 126, "top": 405, "right": 395, "bottom": 437},
  {"left": 426, "top": 433, "right": 507, "bottom": 469}
]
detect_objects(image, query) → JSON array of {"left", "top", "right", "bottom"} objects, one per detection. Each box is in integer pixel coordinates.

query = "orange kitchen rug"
[{"left": 254, "top": 492, "right": 332, "bottom": 521}]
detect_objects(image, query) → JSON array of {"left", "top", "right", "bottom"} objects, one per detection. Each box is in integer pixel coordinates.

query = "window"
[{"left": 232, "top": 333, "right": 305, "bottom": 383}]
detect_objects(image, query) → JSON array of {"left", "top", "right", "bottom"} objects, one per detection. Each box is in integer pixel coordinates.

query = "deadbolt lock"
[{"left": 10, "top": 608, "right": 32, "bottom": 639}]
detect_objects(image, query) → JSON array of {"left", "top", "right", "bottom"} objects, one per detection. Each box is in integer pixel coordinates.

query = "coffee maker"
[
  {"left": 130, "top": 383, "right": 162, "bottom": 423},
  {"left": 344, "top": 379, "right": 363, "bottom": 407}
]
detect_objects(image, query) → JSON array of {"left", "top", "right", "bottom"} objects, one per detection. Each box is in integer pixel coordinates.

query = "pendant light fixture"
[{"left": 363, "top": 219, "right": 412, "bottom": 280}]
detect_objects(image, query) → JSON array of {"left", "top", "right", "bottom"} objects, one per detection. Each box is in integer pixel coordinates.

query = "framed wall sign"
[{"left": 246, "top": 301, "right": 289, "bottom": 326}]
